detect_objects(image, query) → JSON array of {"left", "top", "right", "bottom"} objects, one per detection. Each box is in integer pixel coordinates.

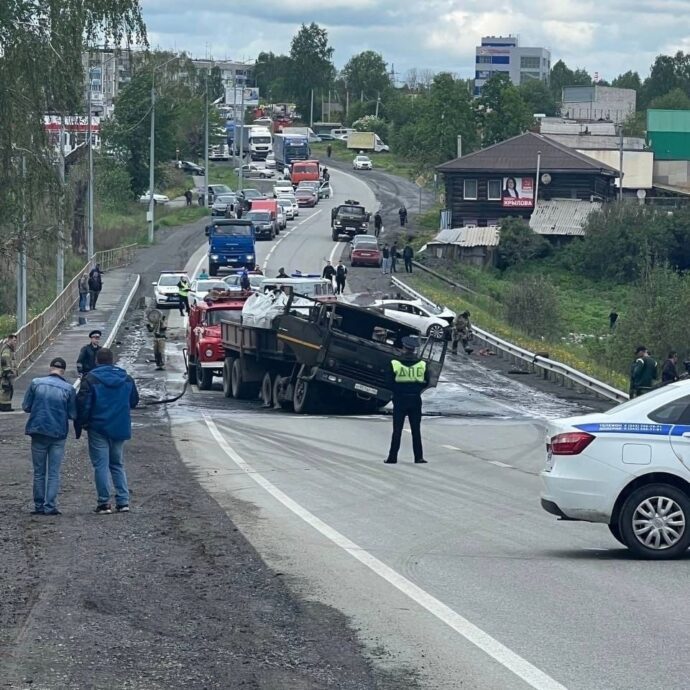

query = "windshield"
[
  {"left": 251, "top": 136, "right": 271, "bottom": 144},
  {"left": 195, "top": 281, "right": 226, "bottom": 292},
  {"left": 158, "top": 275, "right": 183, "bottom": 286},
  {"left": 242, "top": 189, "right": 262, "bottom": 199},
  {"left": 247, "top": 212, "right": 271, "bottom": 222},
  {"left": 206, "top": 309, "right": 241, "bottom": 325},
  {"left": 210, "top": 185, "right": 231, "bottom": 194},
  {"left": 211, "top": 225, "right": 253, "bottom": 236},
  {"left": 293, "top": 164, "right": 318, "bottom": 174},
  {"left": 339, "top": 206, "right": 364, "bottom": 215},
  {"left": 215, "top": 195, "right": 236, "bottom": 203},
  {"left": 354, "top": 239, "right": 378, "bottom": 247}
]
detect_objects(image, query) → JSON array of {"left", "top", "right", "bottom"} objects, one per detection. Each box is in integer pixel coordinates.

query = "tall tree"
[
  {"left": 341, "top": 51, "right": 391, "bottom": 102},
  {"left": 640, "top": 52, "right": 690, "bottom": 109},
  {"left": 519, "top": 80, "right": 557, "bottom": 116},
  {"left": 288, "top": 23, "right": 335, "bottom": 120},
  {"left": 479, "top": 73, "right": 533, "bottom": 146},
  {"left": 611, "top": 71, "right": 642, "bottom": 91},
  {"left": 649, "top": 87, "right": 690, "bottom": 110},
  {"left": 549, "top": 60, "right": 591, "bottom": 101},
  {"left": 253, "top": 51, "right": 293, "bottom": 103}
]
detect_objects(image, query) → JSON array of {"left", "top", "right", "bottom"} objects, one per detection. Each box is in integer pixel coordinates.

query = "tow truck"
[{"left": 220, "top": 294, "right": 446, "bottom": 413}]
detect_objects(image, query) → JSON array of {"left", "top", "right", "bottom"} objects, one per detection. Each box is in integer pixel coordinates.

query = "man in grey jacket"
[{"left": 22, "top": 357, "right": 77, "bottom": 515}]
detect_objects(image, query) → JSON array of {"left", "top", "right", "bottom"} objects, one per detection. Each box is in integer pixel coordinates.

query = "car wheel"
[
  {"left": 427, "top": 323, "right": 446, "bottom": 340},
  {"left": 608, "top": 523, "right": 625, "bottom": 545},
  {"left": 187, "top": 354, "right": 198, "bottom": 385},
  {"left": 618, "top": 483, "right": 690, "bottom": 559}
]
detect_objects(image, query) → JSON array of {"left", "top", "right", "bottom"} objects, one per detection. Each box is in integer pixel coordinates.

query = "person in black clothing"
[
  {"left": 276, "top": 267, "right": 289, "bottom": 278},
  {"left": 662, "top": 351, "right": 679, "bottom": 384},
  {"left": 398, "top": 206, "right": 407, "bottom": 227},
  {"left": 77, "top": 330, "right": 102, "bottom": 376},
  {"left": 609, "top": 308, "right": 619, "bottom": 330},
  {"left": 390, "top": 242, "right": 399, "bottom": 273},
  {"left": 326, "top": 144, "right": 332, "bottom": 158},
  {"left": 384, "top": 335, "right": 430, "bottom": 465},
  {"left": 403, "top": 240, "right": 414, "bottom": 272},
  {"left": 88, "top": 265, "right": 103, "bottom": 309},
  {"left": 184, "top": 189, "right": 193, "bottom": 207},
  {"left": 374, "top": 211, "right": 383, "bottom": 238},
  {"left": 335, "top": 261, "right": 347, "bottom": 294},
  {"left": 322, "top": 261, "right": 336, "bottom": 283},
  {"left": 322, "top": 166, "right": 329, "bottom": 179}
]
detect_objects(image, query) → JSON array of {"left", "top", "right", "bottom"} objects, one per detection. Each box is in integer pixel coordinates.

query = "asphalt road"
[{"left": 122, "top": 167, "right": 690, "bottom": 690}]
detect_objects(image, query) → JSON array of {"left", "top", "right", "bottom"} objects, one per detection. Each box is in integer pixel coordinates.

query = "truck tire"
[
  {"left": 261, "top": 371, "right": 274, "bottom": 407},
  {"left": 209, "top": 263, "right": 218, "bottom": 277},
  {"left": 198, "top": 358, "right": 213, "bottom": 390},
  {"left": 222, "top": 358, "right": 233, "bottom": 398},
  {"left": 187, "top": 354, "right": 198, "bottom": 385},
  {"left": 293, "top": 378, "right": 316, "bottom": 414},
  {"left": 332, "top": 229, "right": 339, "bottom": 241},
  {"left": 231, "top": 358, "right": 252, "bottom": 399},
  {"left": 272, "top": 375, "right": 292, "bottom": 410}
]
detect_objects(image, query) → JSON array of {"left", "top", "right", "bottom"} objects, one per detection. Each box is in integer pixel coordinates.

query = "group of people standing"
[
  {"left": 629, "top": 346, "right": 686, "bottom": 398},
  {"left": 380, "top": 240, "right": 415, "bottom": 275},
  {"left": 78, "top": 264, "right": 104, "bottom": 312},
  {"left": 322, "top": 260, "right": 348, "bottom": 294}
]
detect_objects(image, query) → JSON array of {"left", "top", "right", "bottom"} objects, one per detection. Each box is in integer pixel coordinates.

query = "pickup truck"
[
  {"left": 206, "top": 218, "right": 256, "bottom": 276},
  {"left": 331, "top": 200, "right": 370, "bottom": 241},
  {"left": 186, "top": 294, "right": 249, "bottom": 389},
  {"left": 220, "top": 295, "right": 446, "bottom": 414}
]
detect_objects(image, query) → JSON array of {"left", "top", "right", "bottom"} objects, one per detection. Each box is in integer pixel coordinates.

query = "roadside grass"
[
  {"left": 156, "top": 206, "right": 209, "bottom": 228},
  {"left": 208, "top": 163, "right": 239, "bottom": 190},
  {"left": 311, "top": 140, "right": 417, "bottom": 179}
]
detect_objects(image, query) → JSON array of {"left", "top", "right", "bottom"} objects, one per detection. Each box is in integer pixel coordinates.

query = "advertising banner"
[
  {"left": 501, "top": 176, "right": 534, "bottom": 208},
  {"left": 225, "top": 86, "right": 260, "bottom": 107}
]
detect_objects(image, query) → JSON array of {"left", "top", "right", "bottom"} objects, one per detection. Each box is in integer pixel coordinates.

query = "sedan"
[
  {"left": 177, "top": 160, "right": 205, "bottom": 175},
  {"left": 349, "top": 236, "right": 381, "bottom": 267},
  {"left": 541, "top": 381, "right": 690, "bottom": 559},
  {"left": 139, "top": 191, "right": 170, "bottom": 205},
  {"left": 237, "top": 188, "right": 266, "bottom": 211},
  {"left": 234, "top": 163, "right": 275, "bottom": 178},
  {"left": 188, "top": 279, "right": 229, "bottom": 307},
  {"left": 373, "top": 299, "right": 455, "bottom": 340},
  {"left": 152, "top": 271, "right": 188, "bottom": 308},
  {"left": 265, "top": 153, "right": 277, "bottom": 169},
  {"left": 295, "top": 187, "right": 318, "bottom": 207},
  {"left": 277, "top": 193, "right": 299, "bottom": 217},
  {"left": 318, "top": 181, "right": 333, "bottom": 199},
  {"left": 211, "top": 194, "right": 238, "bottom": 217},
  {"left": 276, "top": 197, "right": 295, "bottom": 221},
  {"left": 353, "top": 155, "right": 373, "bottom": 171}
]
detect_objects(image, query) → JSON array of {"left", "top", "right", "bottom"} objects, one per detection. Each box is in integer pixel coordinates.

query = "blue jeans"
[
  {"left": 31, "top": 434, "right": 66, "bottom": 512},
  {"left": 79, "top": 292, "right": 88, "bottom": 311},
  {"left": 87, "top": 430, "right": 129, "bottom": 507}
]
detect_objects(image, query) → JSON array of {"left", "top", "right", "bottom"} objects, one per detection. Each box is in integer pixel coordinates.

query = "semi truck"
[
  {"left": 248, "top": 126, "right": 272, "bottom": 160},
  {"left": 346, "top": 131, "right": 390, "bottom": 153},
  {"left": 273, "top": 133, "right": 310, "bottom": 169},
  {"left": 220, "top": 296, "right": 446, "bottom": 413},
  {"left": 205, "top": 218, "right": 256, "bottom": 276}
]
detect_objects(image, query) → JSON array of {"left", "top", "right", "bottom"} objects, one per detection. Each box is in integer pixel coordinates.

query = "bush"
[
  {"left": 351, "top": 115, "right": 389, "bottom": 141},
  {"left": 95, "top": 154, "right": 134, "bottom": 209},
  {"left": 504, "top": 275, "right": 561, "bottom": 339},
  {"left": 497, "top": 217, "right": 551, "bottom": 270}
]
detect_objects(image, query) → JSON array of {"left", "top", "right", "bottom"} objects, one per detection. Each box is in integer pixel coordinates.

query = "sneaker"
[
  {"left": 44, "top": 510, "right": 62, "bottom": 515},
  {"left": 30, "top": 509, "right": 44, "bottom": 515},
  {"left": 116, "top": 505, "right": 130, "bottom": 513},
  {"left": 414, "top": 458, "right": 428, "bottom": 464},
  {"left": 95, "top": 504, "right": 112, "bottom": 514},
  {"left": 384, "top": 458, "right": 397, "bottom": 464}
]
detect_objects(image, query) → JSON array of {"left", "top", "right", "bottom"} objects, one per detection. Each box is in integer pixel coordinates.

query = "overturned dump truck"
[{"left": 220, "top": 293, "right": 446, "bottom": 413}]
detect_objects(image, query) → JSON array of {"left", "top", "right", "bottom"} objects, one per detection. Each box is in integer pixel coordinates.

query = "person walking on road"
[
  {"left": 381, "top": 244, "right": 391, "bottom": 274},
  {"left": 403, "top": 240, "right": 414, "bottom": 273},
  {"left": 374, "top": 211, "right": 383, "bottom": 238},
  {"left": 451, "top": 311, "right": 473, "bottom": 355},
  {"left": 629, "top": 345, "right": 658, "bottom": 398},
  {"left": 384, "top": 336, "right": 429, "bottom": 465},
  {"left": 78, "top": 272, "right": 89, "bottom": 312},
  {"left": 77, "top": 330, "right": 102, "bottom": 377},
  {"left": 322, "top": 260, "right": 336, "bottom": 284},
  {"left": 88, "top": 264, "right": 103, "bottom": 310},
  {"left": 398, "top": 205, "right": 408, "bottom": 227},
  {"left": 662, "top": 351, "right": 680, "bottom": 384},
  {"left": 0, "top": 333, "right": 19, "bottom": 412},
  {"left": 391, "top": 242, "right": 399, "bottom": 273},
  {"left": 326, "top": 144, "right": 332, "bottom": 158},
  {"left": 76, "top": 348, "right": 139, "bottom": 514},
  {"left": 184, "top": 189, "right": 193, "bottom": 207},
  {"left": 146, "top": 311, "right": 168, "bottom": 370},
  {"left": 177, "top": 275, "right": 191, "bottom": 316},
  {"left": 22, "top": 357, "right": 76, "bottom": 515},
  {"left": 335, "top": 261, "right": 348, "bottom": 294}
]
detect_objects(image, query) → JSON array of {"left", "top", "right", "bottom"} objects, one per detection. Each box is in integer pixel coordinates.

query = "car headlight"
[
  {"left": 210, "top": 254, "right": 219, "bottom": 260},
  {"left": 247, "top": 254, "right": 254, "bottom": 260},
  {"left": 205, "top": 348, "right": 214, "bottom": 358},
  {"left": 335, "top": 221, "right": 342, "bottom": 227},
  {"left": 362, "top": 222, "right": 368, "bottom": 228}
]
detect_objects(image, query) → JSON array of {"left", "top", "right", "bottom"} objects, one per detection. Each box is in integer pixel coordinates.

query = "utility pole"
[
  {"left": 327, "top": 88, "right": 331, "bottom": 121},
  {"left": 57, "top": 115, "right": 65, "bottom": 293},
  {"left": 232, "top": 72, "right": 238, "bottom": 163},
  {"left": 16, "top": 155, "right": 27, "bottom": 329},
  {"left": 204, "top": 69, "right": 209, "bottom": 207},
  {"left": 375, "top": 92, "right": 381, "bottom": 119},
  {"left": 534, "top": 150, "right": 542, "bottom": 209},
  {"left": 238, "top": 81, "right": 245, "bottom": 192},
  {"left": 87, "top": 75, "right": 94, "bottom": 258},
  {"left": 148, "top": 75, "right": 155, "bottom": 244},
  {"left": 618, "top": 124, "right": 624, "bottom": 202},
  {"left": 346, "top": 90, "right": 349, "bottom": 119},
  {"left": 309, "top": 89, "right": 314, "bottom": 128}
]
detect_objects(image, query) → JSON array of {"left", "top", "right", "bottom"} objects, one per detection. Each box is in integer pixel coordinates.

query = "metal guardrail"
[
  {"left": 10, "top": 244, "right": 138, "bottom": 373},
  {"left": 391, "top": 275, "right": 629, "bottom": 404}
]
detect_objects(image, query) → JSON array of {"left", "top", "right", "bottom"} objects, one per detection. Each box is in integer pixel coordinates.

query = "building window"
[
  {"left": 487, "top": 179, "right": 502, "bottom": 200},
  {"left": 477, "top": 55, "right": 492, "bottom": 64},
  {"left": 520, "top": 56, "right": 541, "bottom": 69},
  {"left": 520, "top": 71, "right": 542, "bottom": 84},
  {"left": 463, "top": 179, "right": 478, "bottom": 200},
  {"left": 491, "top": 56, "right": 510, "bottom": 65}
]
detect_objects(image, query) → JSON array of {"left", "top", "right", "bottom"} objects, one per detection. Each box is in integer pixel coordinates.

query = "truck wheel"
[
  {"left": 272, "top": 375, "right": 292, "bottom": 410},
  {"left": 231, "top": 358, "right": 252, "bottom": 399},
  {"left": 261, "top": 371, "right": 273, "bottom": 407},
  {"left": 222, "top": 358, "right": 233, "bottom": 398},
  {"left": 332, "top": 229, "right": 339, "bottom": 241},
  {"left": 187, "top": 354, "right": 198, "bottom": 385},
  {"left": 198, "top": 360, "right": 213, "bottom": 390},
  {"left": 209, "top": 263, "right": 218, "bottom": 277},
  {"left": 293, "top": 378, "right": 315, "bottom": 414}
]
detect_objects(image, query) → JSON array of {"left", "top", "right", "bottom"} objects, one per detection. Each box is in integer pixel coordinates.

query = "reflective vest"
[
  {"left": 178, "top": 281, "right": 190, "bottom": 297},
  {"left": 391, "top": 359, "right": 426, "bottom": 383}
]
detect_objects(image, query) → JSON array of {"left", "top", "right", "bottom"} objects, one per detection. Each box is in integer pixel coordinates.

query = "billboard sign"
[
  {"left": 225, "top": 86, "right": 260, "bottom": 107},
  {"left": 501, "top": 176, "right": 534, "bottom": 208}
]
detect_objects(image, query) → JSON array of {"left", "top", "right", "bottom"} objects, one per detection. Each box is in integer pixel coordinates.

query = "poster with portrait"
[{"left": 501, "top": 176, "right": 534, "bottom": 208}]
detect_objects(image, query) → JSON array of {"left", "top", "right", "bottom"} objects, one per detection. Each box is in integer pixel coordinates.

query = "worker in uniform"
[
  {"left": 451, "top": 311, "right": 474, "bottom": 355},
  {"left": 177, "top": 275, "right": 191, "bottom": 316},
  {"left": 0, "top": 333, "right": 19, "bottom": 412},
  {"left": 76, "top": 330, "right": 102, "bottom": 377},
  {"left": 384, "top": 335, "right": 429, "bottom": 464},
  {"left": 146, "top": 310, "right": 168, "bottom": 370}
]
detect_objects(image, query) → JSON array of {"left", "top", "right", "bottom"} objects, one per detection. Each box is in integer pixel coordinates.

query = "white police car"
[{"left": 541, "top": 380, "right": 690, "bottom": 559}]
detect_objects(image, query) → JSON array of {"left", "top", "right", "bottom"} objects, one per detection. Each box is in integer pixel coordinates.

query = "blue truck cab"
[{"left": 206, "top": 219, "right": 256, "bottom": 276}]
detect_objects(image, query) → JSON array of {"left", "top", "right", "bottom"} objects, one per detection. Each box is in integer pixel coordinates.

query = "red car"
[
  {"left": 349, "top": 235, "right": 382, "bottom": 267},
  {"left": 295, "top": 187, "right": 317, "bottom": 207}
]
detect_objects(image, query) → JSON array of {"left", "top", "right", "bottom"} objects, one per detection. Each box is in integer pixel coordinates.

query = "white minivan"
[{"left": 330, "top": 128, "right": 355, "bottom": 141}]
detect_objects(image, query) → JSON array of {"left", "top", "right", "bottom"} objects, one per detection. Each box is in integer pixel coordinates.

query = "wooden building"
[{"left": 437, "top": 132, "right": 618, "bottom": 227}]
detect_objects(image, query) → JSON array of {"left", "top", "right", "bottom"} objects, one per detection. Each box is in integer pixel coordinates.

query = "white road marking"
[
  {"left": 442, "top": 444, "right": 462, "bottom": 451},
  {"left": 203, "top": 415, "right": 567, "bottom": 690},
  {"left": 192, "top": 246, "right": 207, "bottom": 279},
  {"left": 262, "top": 209, "right": 323, "bottom": 273},
  {"left": 489, "top": 460, "right": 514, "bottom": 469}
]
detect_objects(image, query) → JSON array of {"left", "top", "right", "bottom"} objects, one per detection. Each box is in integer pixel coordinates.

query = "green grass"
[
  {"left": 156, "top": 206, "right": 209, "bottom": 228},
  {"left": 311, "top": 140, "right": 417, "bottom": 180},
  {"left": 207, "top": 163, "right": 239, "bottom": 190}
]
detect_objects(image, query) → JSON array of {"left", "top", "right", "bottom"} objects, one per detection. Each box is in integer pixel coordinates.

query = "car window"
[
  {"left": 648, "top": 395, "right": 690, "bottom": 424},
  {"left": 605, "top": 386, "right": 680, "bottom": 415},
  {"left": 158, "top": 275, "right": 182, "bottom": 286}
]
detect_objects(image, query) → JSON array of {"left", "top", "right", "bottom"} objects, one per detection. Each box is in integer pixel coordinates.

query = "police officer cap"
[
  {"left": 89, "top": 330, "right": 102, "bottom": 338},
  {"left": 401, "top": 335, "right": 420, "bottom": 350}
]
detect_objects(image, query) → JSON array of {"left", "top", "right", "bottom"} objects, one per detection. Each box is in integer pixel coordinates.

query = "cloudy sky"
[{"left": 142, "top": 0, "right": 690, "bottom": 82}]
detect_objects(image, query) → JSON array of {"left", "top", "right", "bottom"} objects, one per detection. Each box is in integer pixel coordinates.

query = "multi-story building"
[
  {"left": 474, "top": 36, "right": 550, "bottom": 96},
  {"left": 83, "top": 48, "right": 132, "bottom": 118}
]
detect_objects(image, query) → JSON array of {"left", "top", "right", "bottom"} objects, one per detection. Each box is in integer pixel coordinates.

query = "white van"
[{"left": 330, "top": 128, "right": 355, "bottom": 141}]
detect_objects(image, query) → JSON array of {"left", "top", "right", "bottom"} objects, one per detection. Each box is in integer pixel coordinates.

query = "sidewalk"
[{"left": 12, "top": 267, "right": 138, "bottom": 403}]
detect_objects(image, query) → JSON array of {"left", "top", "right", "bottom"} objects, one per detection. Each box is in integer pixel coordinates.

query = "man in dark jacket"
[
  {"left": 374, "top": 211, "right": 383, "bottom": 238},
  {"left": 77, "top": 348, "right": 139, "bottom": 514},
  {"left": 403, "top": 240, "right": 414, "bottom": 273},
  {"left": 77, "top": 330, "right": 102, "bottom": 376},
  {"left": 335, "top": 261, "right": 347, "bottom": 294},
  {"left": 390, "top": 242, "right": 399, "bottom": 273},
  {"left": 88, "top": 264, "right": 103, "bottom": 309},
  {"left": 662, "top": 351, "right": 679, "bottom": 384},
  {"left": 322, "top": 260, "right": 336, "bottom": 282},
  {"left": 629, "top": 345, "right": 658, "bottom": 398},
  {"left": 385, "top": 336, "right": 430, "bottom": 464},
  {"left": 22, "top": 357, "right": 76, "bottom": 515}
]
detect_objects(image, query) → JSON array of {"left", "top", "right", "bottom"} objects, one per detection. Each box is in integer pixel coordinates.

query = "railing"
[
  {"left": 390, "top": 275, "right": 629, "bottom": 404},
  {"left": 11, "top": 243, "right": 138, "bottom": 373}
]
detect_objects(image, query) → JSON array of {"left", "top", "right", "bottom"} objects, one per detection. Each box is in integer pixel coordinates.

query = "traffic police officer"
[
  {"left": 177, "top": 276, "right": 191, "bottom": 316},
  {"left": 76, "top": 330, "right": 102, "bottom": 377},
  {"left": 384, "top": 335, "right": 429, "bottom": 464}
]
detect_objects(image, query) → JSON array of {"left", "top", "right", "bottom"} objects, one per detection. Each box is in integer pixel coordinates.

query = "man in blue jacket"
[
  {"left": 76, "top": 348, "right": 139, "bottom": 514},
  {"left": 22, "top": 357, "right": 77, "bottom": 515}
]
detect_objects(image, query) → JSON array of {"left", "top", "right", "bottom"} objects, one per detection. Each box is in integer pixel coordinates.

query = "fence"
[
  {"left": 390, "top": 274, "right": 629, "bottom": 404},
  {"left": 11, "top": 244, "right": 138, "bottom": 373}
]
